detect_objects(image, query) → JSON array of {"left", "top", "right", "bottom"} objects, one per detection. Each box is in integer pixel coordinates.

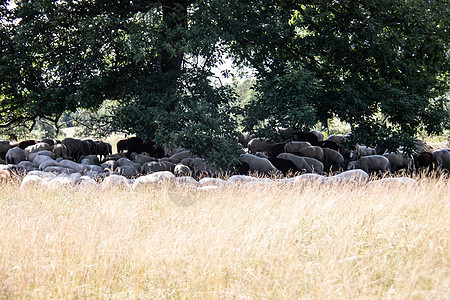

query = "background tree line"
[{"left": 1, "top": 0, "right": 449, "bottom": 169}]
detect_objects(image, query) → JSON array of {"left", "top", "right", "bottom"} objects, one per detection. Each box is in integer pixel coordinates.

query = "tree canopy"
[{"left": 1, "top": 0, "right": 449, "bottom": 167}]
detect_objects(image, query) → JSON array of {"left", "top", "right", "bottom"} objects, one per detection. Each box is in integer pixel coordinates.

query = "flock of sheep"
[
  {"left": 0, "top": 130, "right": 449, "bottom": 191},
  {"left": 239, "top": 130, "right": 450, "bottom": 176}
]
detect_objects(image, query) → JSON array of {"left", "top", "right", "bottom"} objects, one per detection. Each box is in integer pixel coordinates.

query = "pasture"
[{"left": 0, "top": 175, "right": 448, "bottom": 298}]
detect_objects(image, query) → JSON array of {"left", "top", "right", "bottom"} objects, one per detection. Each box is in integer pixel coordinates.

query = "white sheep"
[
  {"left": 347, "top": 155, "right": 390, "bottom": 173},
  {"left": 247, "top": 138, "right": 271, "bottom": 154},
  {"left": 240, "top": 153, "right": 283, "bottom": 176},
  {"left": 284, "top": 141, "right": 311, "bottom": 153}
]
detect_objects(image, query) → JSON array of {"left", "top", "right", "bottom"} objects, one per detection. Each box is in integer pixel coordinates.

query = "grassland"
[{"left": 0, "top": 176, "right": 448, "bottom": 299}]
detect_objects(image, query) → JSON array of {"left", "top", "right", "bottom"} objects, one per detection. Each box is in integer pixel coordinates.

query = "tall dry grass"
[{"left": 0, "top": 176, "right": 448, "bottom": 299}]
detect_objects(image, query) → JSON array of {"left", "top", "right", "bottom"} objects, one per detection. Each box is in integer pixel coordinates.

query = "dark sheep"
[
  {"left": 318, "top": 140, "right": 340, "bottom": 151},
  {"left": 80, "top": 140, "right": 94, "bottom": 158},
  {"left": 279, "top": 130, "right": 319, "bottom": 146},
  {"left": 268, "top": 157, "right": 301, "bottom": 176},
  {"left": 61, "top": 138, "right": 84, "bottom": 161},
  {"left": 117, "top": 139, "right": 128, "bottom": 153},
  {"left": 40, "top": 138, "right": 56, "bottom": 146},
  {"left": 18, "top": 140, "right": 38, "bottom": 150},
  {"left": 413, "top": 151, "right": 435, "bottom": 172},
  {"left": 231, "top": 161, "right": 251, "bottom": 175},
  {"left": 94, "top": 141, "right": 112, "bottom": 161},
  {"left": 267, "top": 142, "right": 286, "bottom": 159},
  {"left": 117, "top": 137, "right": 165, "bottom": 159}
]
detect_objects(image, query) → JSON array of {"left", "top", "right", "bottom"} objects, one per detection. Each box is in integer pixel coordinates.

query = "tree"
[
  {"left": 1, "top": 0, "right": 449, "bottom": 167},
  {"left": 1, "top": 0, "right": 242, "bottom": 168},
  {"left": 219, "top": 0, "right": 449, "bottom": 150}
]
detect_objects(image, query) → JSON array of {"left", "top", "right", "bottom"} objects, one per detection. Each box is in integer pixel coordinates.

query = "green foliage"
[
  {"left": 243, "top": 62, "right": 320, "bottom": 137},
  {"left": 223, "top": 0, "right": 449, "bottom": 149},
  {"left": 1, "top": 0, "right": 449, "bottom": 167}
]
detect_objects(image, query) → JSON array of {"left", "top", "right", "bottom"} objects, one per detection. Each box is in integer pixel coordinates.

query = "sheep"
[
  {"left": 368, "top": 177, "right": 418, "bottom": 188},
  {"left": 239, "top": 153, "right": 283, "bottom": 177},
  {"left": 280, "top": 131, "right": 318, "bottom": 146},
  {"left": 383, "top": 152, "right": 414, "bottom": 172},
  {"left": 132, "top": 153, "right": 156, "bottom": 165},
  {"left": 78, "top": 177, "right": 98, "bottom": 190},
  {"left": 58, "top": 159, "right": 88, "bottom": 174},
  {"left": 38, "top": 159, "right": 60, "bottom": 171},
  {"left": 101, "top": 174, "right": 132, "bottom": 190},
  {"left": 175, "top": 176, "right": 199, "bottom": 187},
  {"left": 32, "top": 155, "right": 54, "bottom": 167},
  {"left": 325, "top": 134, "right": 352, "bottom": 159},
  {"left": 355, "top": 145, "right": 376, "bottom": 158},
  {"left": 198, "top": 178, "right": 227, "bottom": 187},
  {"left": 227, "top": 175, "right": 261, "bottom": 184},
  {"left": 184, "top": 157, "right": 219, "bottom": 178},
  {"left": 284, "top": 141, "right": 311, "bottom": 153},
  {"left": 20, "top": 174, "right": 45, "bottom": 190},
  {"left": 101, "top": 160, "right": 118, "bottom": 171},
  {"left": 302, "top": 157, "right": 324, "bottom": 174},
  {"left": 247, "top": 138, "right": 271, "bottom": 154},
  {"left": 329, "top": 169, "right": 369, "bottom": 183},
  {"left": 310, "top": 130, "right": 324, "bottom": 142},
  {"left": 296, "top": 146, "right": 324, "bottom": 162},
  {"left": 413, "top": 151, "right": 435, "bottom": 172},
  {"left": 317, "top": 140, "right": 340, "bottom": 151},
  {"left": 35, "top": 150, "right": 56, "bottom": 160},
  {"left": 322, "top": 148, "right": 345, "bottom": 173},
  {"left": 115, "top": 165, "right": 139, "bottom": 178},
  {"left": 18, "top": 139, "right": 38, "bottom": 150},
  {"left": 267, "top": 142, "right": 286, "bottom": 159},
  {"left": 432, "top": 148, "right": 450, "bottom": 171},
  {"left": 325, "top": 134, "right": 347, "bottom": 145},
  {"left": 61, "top": 138, "right": 84, "bottom": 161},
  {"left": 237, "top": 132, "right": 255, "bottom": 148},
  {"left": 84, "top": 164, "right": 103, "bottom": 173},
  {"left": 5, "top": 147, "right": 26, "bottom": 164},
  {"left": 116, "top": 157, "right": 140, "bottom": 171},
  {"left": 294, "top": 173, "right": 328, "bottom": 184},
  {"left": 268, "top": 157, "right": 302, "bottom": 176},
  {"left": 0, "top": 169, "right": 12, "bottom": 182},
  {"left": 277, "top": 153, "right": 313, "bottom": 173},
  {"left": 132, "top": 171, "right": 176, "bottom": 189},
  {"left": 24, "top": 142, "right": 51, "bottom": 159},
  {"left": 347, "top": 155, "right": 390, "bottom": 173},
  {"left": 255, "top": 152, "right": 269, "bottom": 159},
  {"left": 140, "top": 161, "right": 175, "bottom": 174},
  {"left": 174, "top": 164, "right": 192, "bottom": 177},
  {"left": 169, "top": 150, "right": 194, "bottom": 163},
  {"left": 18, "top": 161, "right": 37, "bottom": 172},
  {"left": 80, "top": 155, "right": 100, "bottom": 165},
  {"left": 47, "top": 176, "right": 77, "bottom": 190},
  {"left": 51, "top": 143, "right": 69, "bottom": 159},
  {"left": 0, "top": 140, "right": 12, "bottom": 159},
  {"left": 43, "top": 166, "right": 77, "bottom": 175}
]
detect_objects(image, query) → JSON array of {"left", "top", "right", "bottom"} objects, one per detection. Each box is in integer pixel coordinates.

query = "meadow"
[{"left": 0, "top": 175, "right": 448, "bottom": 299}]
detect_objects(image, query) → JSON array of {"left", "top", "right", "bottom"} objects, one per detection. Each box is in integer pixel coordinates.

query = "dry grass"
[{"left": 0, "top": 176, "right": 449, "bottom": 299}]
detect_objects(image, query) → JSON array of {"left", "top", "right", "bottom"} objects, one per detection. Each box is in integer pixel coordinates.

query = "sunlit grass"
[{"left": 0, "top": 175, "right": 448, "bottom": 298}]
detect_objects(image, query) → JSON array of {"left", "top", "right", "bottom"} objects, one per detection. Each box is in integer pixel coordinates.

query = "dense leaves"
[
  {"left": 222, "top": 0, "right": 449, "bottom": 151},
  {"left": 0, "top": 0, "right": 448, "bottom": 167}
]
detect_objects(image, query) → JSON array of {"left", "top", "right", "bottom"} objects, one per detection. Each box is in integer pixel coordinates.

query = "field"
[{"left": 0, "top": 176, "right": 449, "bottom": 298}]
